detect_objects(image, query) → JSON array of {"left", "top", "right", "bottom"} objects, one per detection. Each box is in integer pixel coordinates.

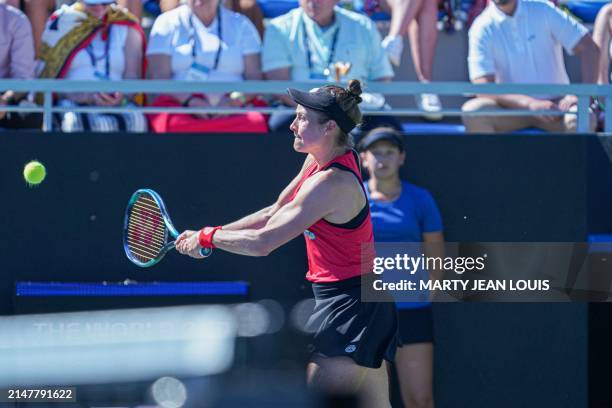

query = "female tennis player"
[{"left": 175, "top": 79, "right": 397, "bottom": 406}]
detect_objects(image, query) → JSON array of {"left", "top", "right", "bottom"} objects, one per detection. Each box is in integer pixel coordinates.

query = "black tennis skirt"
[{"left": 306, "top": 274, "right": 399, "bottom": 369}]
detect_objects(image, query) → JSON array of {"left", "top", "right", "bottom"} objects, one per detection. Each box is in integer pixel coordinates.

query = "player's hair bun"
[{"left": 346, "top": 79, "right": 363, "bottom": 104}]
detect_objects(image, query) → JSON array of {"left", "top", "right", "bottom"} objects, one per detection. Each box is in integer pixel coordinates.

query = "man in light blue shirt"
[
  {"left": 263, "top": 1, "right": 393, "bottom": 82},
  {"left": 262, "top": 0, "right": 398, "bottom": 133}
]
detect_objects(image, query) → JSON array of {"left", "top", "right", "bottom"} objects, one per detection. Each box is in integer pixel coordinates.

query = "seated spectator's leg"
[
  {"left": 123, "top": 108, "right": 148, "bottom": 132},
  {"left": 86, "top": 111, "right": 147, "bottom": 133},
  {"left": 58, "top": 100, "right": 119, "bottom": 133},
  {"left": 160, "top": 0, "right": 180, "bottom": 13},
  {"left": 408, "top": 0, "right": 442, "bottom": 119},
  {"left": 24, "top": 0, "right": 55, "bottom": 57},
  {"left": 384, "top": 0, "right": 422, "bottom": 38},
  {"left": 593, "top": 3, "right": 612, "bottom": 84},
  {"left": 268, "top": 111, "right": 295, "bottom": 132},
  {"left": 408, "top": 0, "right": 437, "bottom": 83},
  {"left": 380, "top": 0, "right": 423, "bottom": 66},
  {"left": 462, "top": 97, "right": 535, "bottom": 133},
  {"left": 559, "top": 105, "right": 597, "bottom": 133},
  {"left": 117, "top": 0, "right": 143, "bottom": 19},
  {"left": 60, "top": 112, "right": 84, "bottom": 133},
  {"left": 562, "top": 105, "right": 578, "bottom": 133}
]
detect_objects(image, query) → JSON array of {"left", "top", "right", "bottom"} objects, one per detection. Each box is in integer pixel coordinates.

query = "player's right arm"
[{"left": 221, "top": 154, "right": 314, "bottom": 231}]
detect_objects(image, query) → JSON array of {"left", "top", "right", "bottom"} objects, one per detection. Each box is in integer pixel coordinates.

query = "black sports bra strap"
[{"left": 324, "top": 162, "right": 369, "bottom": 229}]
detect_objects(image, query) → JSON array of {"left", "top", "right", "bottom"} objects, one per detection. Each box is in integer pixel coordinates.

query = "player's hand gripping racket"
[{"left": 123, "top": 189, "right": 212, "bottom": 267}]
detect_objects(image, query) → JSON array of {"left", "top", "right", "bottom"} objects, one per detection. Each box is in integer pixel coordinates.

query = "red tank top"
[{"left": 289, "top": 150, "right": 375, "bottom": 283}]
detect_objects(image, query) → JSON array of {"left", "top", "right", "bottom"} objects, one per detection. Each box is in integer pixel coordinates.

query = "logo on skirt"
[
  {"left": 345, "top": 344, "right": 357, "bottom": 353},
  {"left": 304, "top": 230, "right": 316, "bottom": 240}
]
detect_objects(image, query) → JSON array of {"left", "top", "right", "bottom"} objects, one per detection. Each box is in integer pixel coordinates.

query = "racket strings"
[
  {"left": 127, "top": 195, "right": 167, "bottom": 263},
  {"left": 128, "top": 206, "right": 165, "bottom": 246}
]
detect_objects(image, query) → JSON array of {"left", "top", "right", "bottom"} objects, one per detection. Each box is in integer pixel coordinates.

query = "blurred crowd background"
[{"left": 0, "top": 0, "right": 611, "bottom": 134}]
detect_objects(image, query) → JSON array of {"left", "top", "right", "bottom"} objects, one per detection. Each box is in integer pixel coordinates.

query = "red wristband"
[{"left": 198, "top": 226, "right": 222, "bottom": 248}]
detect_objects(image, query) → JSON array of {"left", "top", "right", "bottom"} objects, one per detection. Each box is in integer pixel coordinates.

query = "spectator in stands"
[
  {"left": 593, "top": 2, "right": 612, "bottom": 84},
  {"left": 462, "top": 0, "right": 599, "bottom": 133},
  {"left": 156, "top": 0, "right": 264, "bottom": 38},
  {"left": 146, "top": 0, "right": 267, "bottom": 133},
  {"left": 370, "top": 0, "right": 443, "bottom": 119},
  {"left": 0, "top": 2, "right": 39, "bottom": 129},
  {"left": 359, "top": 127, "right": 444, "bottom": 408},
  {"left": 7, "top": 0, "right": 143, "bottom": 57},
  {"left": 6, "top": 0, "right": 53, "bottom": 57},
  {"left": 38, "top": 0, "right": 147, "bottom": 132},
  {"left": 262, "top": 0, "right": 401, "bottom": 135}
]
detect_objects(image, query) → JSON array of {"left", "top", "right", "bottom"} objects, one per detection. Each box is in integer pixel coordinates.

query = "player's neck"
[
  {"left": 313, "top": 145, "right": 347, "bottom": 168},
  {"left": 368, "top": 177, "right": 402, "bottom": 200}
]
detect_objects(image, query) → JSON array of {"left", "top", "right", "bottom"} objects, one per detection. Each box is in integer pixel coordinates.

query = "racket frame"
[{"left": 123, "top": 189, "right": 211, "bottom": 267}]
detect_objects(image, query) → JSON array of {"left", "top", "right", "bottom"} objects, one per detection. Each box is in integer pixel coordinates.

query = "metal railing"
[{"left": 1, "top": 80, "right": 610, "bottom": 133}]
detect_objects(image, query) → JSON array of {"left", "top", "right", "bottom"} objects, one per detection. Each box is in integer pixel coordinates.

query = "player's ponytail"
[{"left": 320, "top": 79, "right": 364, "bottom": 148}]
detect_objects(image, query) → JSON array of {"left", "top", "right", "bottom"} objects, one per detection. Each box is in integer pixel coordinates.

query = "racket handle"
[{"left": 199, "top": 247, "right": 213, "bottom": 258}]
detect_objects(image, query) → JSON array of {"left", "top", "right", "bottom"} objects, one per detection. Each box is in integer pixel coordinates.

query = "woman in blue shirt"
[{"left": 359, "top": 127, "right": 444, "bottom": 408}]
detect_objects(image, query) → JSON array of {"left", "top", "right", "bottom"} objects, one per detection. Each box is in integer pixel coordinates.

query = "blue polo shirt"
[
  {"left": 262, "top": 6, "right": 393, "bottom": 82},
  {"left": 365, "top": 181, "right": 443, "bottom": 309}
]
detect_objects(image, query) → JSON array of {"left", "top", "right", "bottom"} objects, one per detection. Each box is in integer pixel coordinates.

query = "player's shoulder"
[
  {"left": 302, "top": 167, "right": 351, "bottom": 193},
  {"left": 319, "top": 167, "right": 363, "bottom": 200}
]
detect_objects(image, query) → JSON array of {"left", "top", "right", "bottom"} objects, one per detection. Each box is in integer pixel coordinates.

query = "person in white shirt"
[
  {"left": 462, "top": 0, "right": 599, "bottom": 133},
  {"left": 147, "top": 0, "right": 267, "bottom": 133},
  {"left": 593, "top": 3, "right": 612, "bottom": 85}
]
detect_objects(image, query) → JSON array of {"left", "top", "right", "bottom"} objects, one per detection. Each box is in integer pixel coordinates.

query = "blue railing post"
[
  {"left": 43, "top": 91, "right": 53, "bottom": 132},
  {"left": 577, "top": 95, "right": 590, "bottom": 133},
  {"left": 605, "top": 96, "right": 612, "bottom": 134}
]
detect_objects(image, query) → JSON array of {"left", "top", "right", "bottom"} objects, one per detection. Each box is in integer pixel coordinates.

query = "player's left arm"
[{"left": 176, "top": 172, "right": 339, "bottom": 258}]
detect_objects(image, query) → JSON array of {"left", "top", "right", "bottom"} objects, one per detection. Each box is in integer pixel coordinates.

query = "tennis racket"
[{"left": 123, "top": 189, "right": 212, "bottom": 267}]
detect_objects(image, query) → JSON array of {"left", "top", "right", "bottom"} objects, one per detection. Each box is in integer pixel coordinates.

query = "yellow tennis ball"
[{"left": 23, "top": 160, "right": 46, "bottom": 186}]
